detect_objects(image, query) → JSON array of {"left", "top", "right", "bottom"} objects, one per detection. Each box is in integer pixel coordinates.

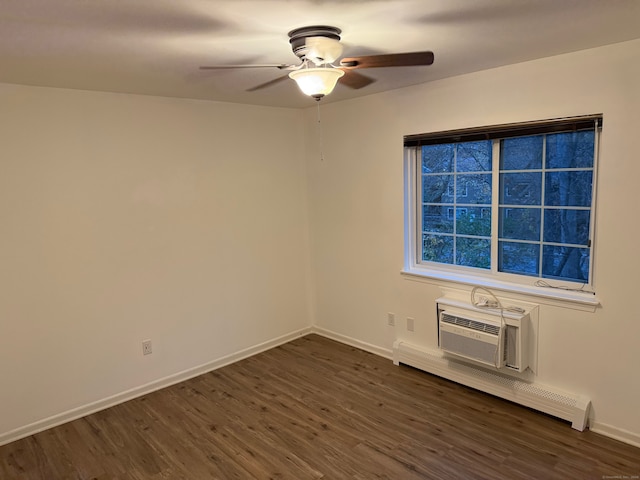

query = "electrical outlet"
[
  {"left": 142, "top": 340, "right": 152, "bottom": 355},
  {"left": 387, "top": 312, "right": 395, "bottom": 326},
  {"left": 406, "top": 317, "right": 415, "bottom": 332}
]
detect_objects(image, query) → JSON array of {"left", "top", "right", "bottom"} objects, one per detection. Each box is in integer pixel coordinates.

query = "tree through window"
[{"left": 405, "top": 116, "right": 601, "bottom": 285}]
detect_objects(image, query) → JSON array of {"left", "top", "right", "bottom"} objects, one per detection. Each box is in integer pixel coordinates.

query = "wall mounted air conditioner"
[{"left": 437, "top": 298, "right": 530, "bottom": 373}]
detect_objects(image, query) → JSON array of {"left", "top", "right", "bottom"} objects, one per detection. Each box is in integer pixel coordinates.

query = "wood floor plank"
[{"left": 1, "top": 334, "right": 639, "bottom": 479}]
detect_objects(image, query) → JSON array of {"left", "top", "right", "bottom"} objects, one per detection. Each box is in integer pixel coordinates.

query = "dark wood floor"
[{"left": 1, "top": 334, "right": 639, "bottom": 479}]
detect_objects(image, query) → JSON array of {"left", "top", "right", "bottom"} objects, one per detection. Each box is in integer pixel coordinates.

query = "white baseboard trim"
[
  {"left": 0, "top": 326, "right": 313, "bottom": 447},
  {"left": 311, "top": 326, "right": 393, "bottom": 360},
  {"left": 393, "top": 340, "right": 591, "bottom": 432},
  {"left": 590, "top": 422, "right": 640, "bottom": 448}
]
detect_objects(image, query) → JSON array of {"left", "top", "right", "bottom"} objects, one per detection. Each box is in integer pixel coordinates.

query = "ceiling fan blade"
[
  {"left": 245, "top": 75, "right": 290, "bottom": 92},
  {"left": 338, "top": 70, "right": 376, "bottom": 89},
  {"left": 200, "top": 64, "right": 298, "bottom": 70},
  {"left": 339, "top": 51, "right": 434, "bottom": 69}
]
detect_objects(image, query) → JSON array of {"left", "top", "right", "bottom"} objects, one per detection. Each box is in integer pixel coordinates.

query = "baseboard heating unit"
[{"left": 393, "top": 340, "right": 591, "bottom": 431}]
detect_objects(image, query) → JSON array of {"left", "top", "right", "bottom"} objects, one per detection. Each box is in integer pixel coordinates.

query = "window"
[{"left": 404, "top": 115, "right": 601, "bottom": 291}]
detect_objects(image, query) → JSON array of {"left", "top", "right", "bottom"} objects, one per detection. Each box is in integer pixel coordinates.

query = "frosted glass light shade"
[{"left": 288, "top": 68, "right": 345, "bottom": 99}]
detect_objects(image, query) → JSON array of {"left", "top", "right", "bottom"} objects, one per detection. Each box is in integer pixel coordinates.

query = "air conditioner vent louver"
[{"left": 441, "top": 313, "right": 500, "bottom": 336}]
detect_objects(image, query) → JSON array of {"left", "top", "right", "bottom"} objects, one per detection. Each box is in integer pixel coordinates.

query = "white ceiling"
[{"left": 1, "top": 0, "right": 639, "bottom": 109}]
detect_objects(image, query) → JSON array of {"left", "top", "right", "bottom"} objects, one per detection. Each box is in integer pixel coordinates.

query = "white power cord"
[
  {"left": 534, "top": 279, "right": 593, "bottom": 294},
  {"left": 470, "top": 286, "right": 505, "bottom": 369}
]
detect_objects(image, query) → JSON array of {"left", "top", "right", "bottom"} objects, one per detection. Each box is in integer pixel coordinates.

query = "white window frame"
[{"left": 402, "top": 117, "right": 601, "bottom": 310}]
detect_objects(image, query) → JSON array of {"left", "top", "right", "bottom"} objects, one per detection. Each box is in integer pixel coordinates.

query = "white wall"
[
  {"left": 0, "top": 85, "right": 311, "bottom": 440},
  {"left": 305, "top": 39, "right": 640, "bottom": 443}
]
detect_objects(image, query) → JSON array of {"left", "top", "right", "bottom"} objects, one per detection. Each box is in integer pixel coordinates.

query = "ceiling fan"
[{"left": 200, "top": 26, "right": 434, "bottom": 100}]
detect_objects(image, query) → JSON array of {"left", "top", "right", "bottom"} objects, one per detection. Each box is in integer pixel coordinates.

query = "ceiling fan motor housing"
[{"left": 288, "top": 26, "right": 343, "bottom": 65}]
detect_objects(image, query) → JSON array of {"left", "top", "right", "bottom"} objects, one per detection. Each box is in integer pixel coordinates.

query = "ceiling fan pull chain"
[{"left": 317, "top": 101, "right": 325, "bottom": 162}]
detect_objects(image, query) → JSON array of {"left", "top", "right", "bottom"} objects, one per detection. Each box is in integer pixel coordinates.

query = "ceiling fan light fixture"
[{"left": 288, "top": 68, "right": 344, "bottom": 100}]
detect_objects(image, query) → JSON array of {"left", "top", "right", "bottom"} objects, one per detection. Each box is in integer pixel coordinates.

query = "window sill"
[{"left": 401, "top": 266, "right": 600, "bottom": 312}]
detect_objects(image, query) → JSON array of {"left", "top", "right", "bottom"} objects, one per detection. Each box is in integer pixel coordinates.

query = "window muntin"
[{"left": 410, "top": 118, "right": 599, "bottom": 287}]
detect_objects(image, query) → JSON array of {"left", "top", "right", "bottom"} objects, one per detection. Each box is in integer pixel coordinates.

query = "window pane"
[
  {"left": 423, "top": 234, "right": 453, "bottom": 264},
  {"left": 544, "top": 209, "right": 590, "bottom": 245},
  {"left": 499, "top": 241, "right": 539, "bottom": 276},
  {"left": 546, "top": 131, "right": 594, "bottom": 169},
  {"left": 422, "top": 175, "right": 454, "bottom": 203},
  {"left": 456, "top": 141, "right": 492, "bottom": 172},
  {"left": 545, "top": 171, "right": 592, "bottom": 207},
  {"left": 542, "top": 245, "right": 589, "bottom": 282},
  {"left": 500, "top": 172, "right": 542, "bottom": 205},
  {"left": 422, "top": 144, "right": 454, "bottom": 173},
  {"left": 500, "top": 136, "right": 543, "bottom": 170},
  {"left": 499, "top": 207, "right": 540, "bottom": 241},
  {"left": 456, "top": 237, "right": 491, "bottom": 269},
  {"left": 423, "top": 205, "right": 454, "bottom": 234},
  {"left": 457, "top": 173, "right": 492, "bottom": 204},
  {"left": 457, "top": 207, "right": 491, "bottom": 236}
]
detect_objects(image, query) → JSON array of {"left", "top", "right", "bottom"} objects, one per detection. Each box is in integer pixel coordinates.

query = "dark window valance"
[{"left": 403, "top": 114, "right": 603, "bottom": 147}]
